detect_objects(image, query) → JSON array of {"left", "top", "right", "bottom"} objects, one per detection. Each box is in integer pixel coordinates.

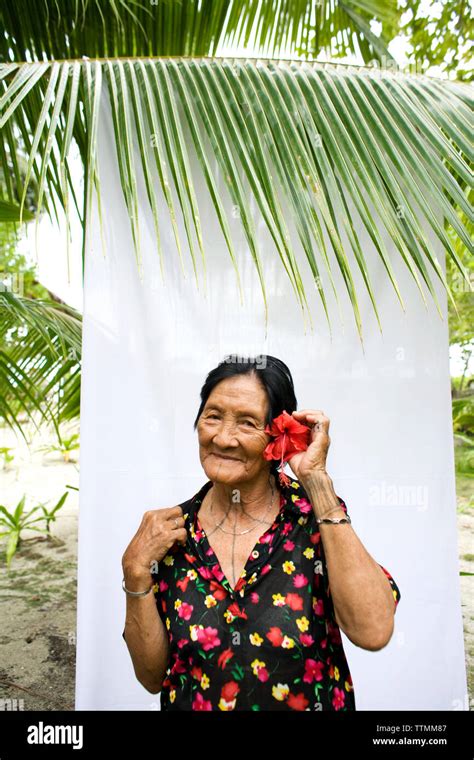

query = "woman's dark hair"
[{"left": 193, "top": 354, "right": 298, "bottom": 479}]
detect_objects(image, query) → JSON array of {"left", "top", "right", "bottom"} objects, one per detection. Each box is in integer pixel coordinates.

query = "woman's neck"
[{"left": 205, "top": 472, "right": 279, "bottom": 523}]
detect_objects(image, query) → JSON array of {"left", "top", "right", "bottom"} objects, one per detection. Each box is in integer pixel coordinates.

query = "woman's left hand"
[{"left": 287, "top": 409, "right": 331, "bottom": 483}]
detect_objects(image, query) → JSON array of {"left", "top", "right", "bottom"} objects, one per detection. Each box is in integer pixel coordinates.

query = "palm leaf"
[
  {"left": 0, "top": 0, "right": 399, "bottom": 63},
  {"left": 0, "top": 198, "right": 34, "bottom": 222},
  {"left": 0, "top": 57, "right": 472, "bottom": 343},
  {"left": 0, "top": 290, "right": 82, "bottom": 440}
]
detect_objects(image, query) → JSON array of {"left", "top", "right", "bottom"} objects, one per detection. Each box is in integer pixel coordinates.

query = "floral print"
[{"left": 149, "top": 477, "right": 401, "bottom": 711}]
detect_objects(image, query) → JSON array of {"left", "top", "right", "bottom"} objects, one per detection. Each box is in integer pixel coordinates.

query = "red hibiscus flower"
[
  {"left": 287, "top": 692, "right": 310, "bottom": 711},
  {"left": 263, "top": 410, "right": 311, "bottom": 486}
]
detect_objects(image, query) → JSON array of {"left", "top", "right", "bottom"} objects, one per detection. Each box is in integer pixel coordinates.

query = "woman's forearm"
[
  {"left": 303, "top": 473, "right": 396, "bottom": 650},
  {"left": 122, "top": 569, "right": 170, "bottom": 693}
]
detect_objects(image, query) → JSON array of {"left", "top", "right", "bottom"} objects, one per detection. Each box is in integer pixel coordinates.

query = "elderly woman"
[{"left": 121, "top": 355, "right": 400, "bottom": 711}]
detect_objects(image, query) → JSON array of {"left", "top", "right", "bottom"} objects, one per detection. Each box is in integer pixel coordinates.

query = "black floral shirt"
[{"left": 147, "top": 477, "right": 401, "bottom": 711}]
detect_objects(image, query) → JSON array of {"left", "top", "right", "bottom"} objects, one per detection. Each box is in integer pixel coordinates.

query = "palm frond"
[
  {"left": 0, "top": 57, "right": 472, "bottom": 342},
  {"left": 0, "top": 0, "right": 400, "bottom": 63},
  {"left": 0, "top": 198, "right": 34, "bottom": 222},
  {"left": 0, "top": 290, "right": 82, "bottom": 440}
]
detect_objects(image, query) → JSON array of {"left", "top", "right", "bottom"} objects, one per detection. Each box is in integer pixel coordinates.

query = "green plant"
[
  {"left": 0, "top": 495, "right": 47, "bottom": 569},
  {"left": 452, "top": 396, "right": 474, "bottom": 439},
  {"left": 39, "top": 491, "right": 69, "bottom": 534},
  {"left": 38, "top": 433, "right": 80, "bottom": 463},
  {"left": 454, "top": 442, "right": 474, "bottom": 478},
  {"left": 0, "top": 446, "right": 14, "bottom": 469},
  {"left": 0, "top": 290, "right": 82, "bottom": 442},
  {"left": 0, "top": 490, "right": 69, "bottom": 569}
]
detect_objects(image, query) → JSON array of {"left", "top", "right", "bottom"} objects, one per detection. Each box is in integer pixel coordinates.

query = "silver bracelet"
[
  {"left": 122, "top": 576, "right": 154, "bottom": 596},
  {"left": 317, "top": 504, "right": 345, "bottom": 520},
  {"left": 316, "top": 515, "right": 352, "bottom": 525}
]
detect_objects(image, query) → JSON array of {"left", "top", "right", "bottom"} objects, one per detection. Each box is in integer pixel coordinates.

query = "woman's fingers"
[
  {"left": 292, "top": 409, "right": 330, "bottom": 434},
  {"left": 165, "top": 505, "right": 184, "bottom": 520},
  {"left": 165, "top": 509, "right": 185, "bottom": 528},
  {"left": 174, "top": 528, "right": 188, "bottom": 546}
]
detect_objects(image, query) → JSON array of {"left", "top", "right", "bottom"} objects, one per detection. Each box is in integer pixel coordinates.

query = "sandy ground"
[
  {"left": 0, "top": 420, "right": 79, "bottom": 711},
  {"left": 0, "top": 419, "right": 472, "bottom": 711}
]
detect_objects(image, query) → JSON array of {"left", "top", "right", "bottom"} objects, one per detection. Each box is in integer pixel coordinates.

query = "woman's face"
[{"left": 197, "top": 373, "right": 272, "bottom": 485}]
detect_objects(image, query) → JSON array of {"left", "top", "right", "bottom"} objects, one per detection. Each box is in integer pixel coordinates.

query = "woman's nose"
[{"left": 213, "top": 420, "right": 239, "bottom": 445}]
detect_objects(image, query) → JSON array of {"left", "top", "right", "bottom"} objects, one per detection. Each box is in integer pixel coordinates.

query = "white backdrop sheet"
[{"left": 75, "top": 90, "right": 468, "bottom": 710}]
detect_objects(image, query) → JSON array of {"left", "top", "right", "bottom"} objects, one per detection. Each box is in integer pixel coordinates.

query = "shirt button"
[{"left": 251, "top": 550, "right": 259, "bottom": 559}]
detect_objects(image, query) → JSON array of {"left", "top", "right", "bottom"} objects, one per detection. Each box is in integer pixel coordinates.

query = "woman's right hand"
[{"left": 122, "top": 505, "right": 187, "bottom": 585}]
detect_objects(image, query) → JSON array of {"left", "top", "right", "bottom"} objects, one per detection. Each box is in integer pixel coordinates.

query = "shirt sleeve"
[{"left": 378, "top": 564, "right": 401, "bottom": 610}]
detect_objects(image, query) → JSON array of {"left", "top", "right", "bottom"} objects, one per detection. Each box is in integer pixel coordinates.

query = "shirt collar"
[{"left": 183, "top": 475, "right": 311, "bottom": 527}]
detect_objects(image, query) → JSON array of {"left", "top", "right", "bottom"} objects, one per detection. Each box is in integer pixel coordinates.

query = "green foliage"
[
  {"left": 0, "top": 490, "right": 68, "bottom": 569},
  {"left": 0, "top": 446, "right": 14, "bottom": 468},
  {"left": 0, "top": 289, "right": 82, "bottom": 439},
  {"left": 453, "top": 396, "right": 474, "bottom": 439},
  {"left": 38, "top": 432, "right": 80, "bottom": 463},
  {"left": 0, "top": 0, "right": 400, "bottom": 64},
  {"left": 0, "top": 224, "right": 50, "bottom": 300},
  {"left": 453, "top": 391, "right": 474, "bottom": 480},
  {"left": 400, "top": 0, "right": 473, "bottom": 82},
  {"left": 39, "top": 491, "right": 69, "bottom": 534},
  {"left": 0, "top": 199, "right": 34, "bottom": 222},
  {"left": 1, "top": 58, "right": 471, "bottom": 344},
  {"left": 455, "top": 445, "right": 474, "bottom": 477}
]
